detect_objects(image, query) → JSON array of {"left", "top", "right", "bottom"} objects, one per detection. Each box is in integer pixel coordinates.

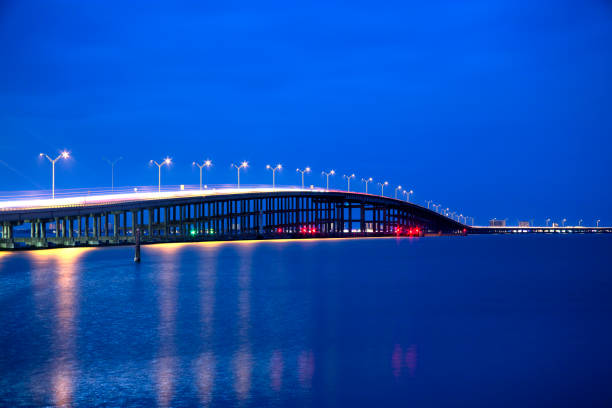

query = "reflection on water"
[
  {"left": 234, "top": 244, "right": 253, "bottom": 401},
  {"left": 270, "top": 350, "right": 284, "bottom": 392},
  {"left": 28, "top": 248, "right": 92, "bottom": 407},
  {"left": 2, "top": 236, "right": 611, "bottom": 406},
  {"left": 154, "top": 245, "right": 180, "bottom": 408},
  {"left": 392, "top": 344, "right": 418, "bottom": 379},
  {"left": 195, "top": 244, "right": 219, "bottom": 405}
]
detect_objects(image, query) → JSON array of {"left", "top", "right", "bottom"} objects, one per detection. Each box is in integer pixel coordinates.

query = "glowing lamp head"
[
  {"left": 39, "top": 153, "right": 44, "bottom": 157},
  {"left": 330, "top": 170, "right": 335, "bottom": 175},
  {"left": 267, "top": 164, "right": 272, "bottom": 169},
  {"left": 305, "top": 167, "right": 311, "bottom": 173},
  {"left": 61, "top": 151, "right": 70, "bottom": 159},
  {"left": 204, "top": 160, "right": 212, "bottom": 167},
  {"left": 241, "top": 161, "right": 248, "bottom": 168},
  {"left": 398, "top": 185, "right": 402, "bottom": 189},
  {"left": 277, "top": 164, "right": 282, "bottom": 170},
  {"left": 164, "top": 158, "right": 171, "bottom": 165}
]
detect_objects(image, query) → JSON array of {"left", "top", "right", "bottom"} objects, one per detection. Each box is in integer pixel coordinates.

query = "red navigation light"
[{"left": 277, "top": 227, "right": 282, "bottom": 233}]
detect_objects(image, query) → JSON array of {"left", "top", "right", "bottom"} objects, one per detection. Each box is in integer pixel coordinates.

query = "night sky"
[{"left": 1, "top": 1, "right": 611, "bottom": 225}]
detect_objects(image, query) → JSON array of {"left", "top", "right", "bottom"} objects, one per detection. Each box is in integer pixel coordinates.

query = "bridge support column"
[
  {"left": 148, "top": 209, "right": 153, "bottom": 238},
  {"left": 132, "top": 211, "right": 138, "bottom": 237},
  {"left": 113, "top": 213, "right": 118, "bottom": 238},
  {"left": 67, "top": 217, "right": 72, "bottom": 238}
]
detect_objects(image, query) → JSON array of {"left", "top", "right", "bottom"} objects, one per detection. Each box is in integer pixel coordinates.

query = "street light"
[
  {"left": 377, "top": 181, "right": 389, "bottom": 196},
  {"left": 231, "top": 161, "right": 248, "bottom": 189},
  {"left": 40, "top": 151, "right": 70, "bottom": 199},
  {"left": 361, "top": 177, "right": 373, "bottom": 194},
  {"left": 266, "top": 164, "right": 282, "bottom": 190},
  {"left": 343, "top": 174, "right": 355, "bottom": 192},
  {"left": 193, "top": 159, "right": 212, "bottom": 190},
  {"left": 150, "top": 157, "right": 171, "bottom": 192},
  {"left": 597, "top": 219, "right": 601, "bottom": 227},
  {"left": 103, "top": 157, "right": 122, "bottom": 192},
  {"left": 562, "top": 218, "right": 567, "bottom": 227},
  {"left": 578, "top": 219, "right": 583, "bottom": 227},
  {"left": 322, "top": 170, "right": 335, "bottom": 190},
  {"left": 405, "top": 189, "right": 413, "bottom": 202},
  {"left": 546, "top": 218, "right": 551, "bottom": 227},
  {"left": 394, "top": 185, "right": 402, "bottom": 199},
  {"left": 296, "top": 167, "right": 311, "bottom": 189},
  {"left": 425, "top": 200, "right": 432, "bottom": 209}
]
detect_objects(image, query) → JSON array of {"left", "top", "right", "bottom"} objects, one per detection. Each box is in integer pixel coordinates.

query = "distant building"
[
  {"left": 518, "top": 221, "right": 530, "bottom": 227},
  {"left": 552, "top": 222, "right": 559, "bottom": 228},
  {"left": 489, "top": 219, "right": 506, "bottom": 227}
]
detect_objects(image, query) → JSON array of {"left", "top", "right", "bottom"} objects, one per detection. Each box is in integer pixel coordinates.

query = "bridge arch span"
[{"left": 0, "top": 189, "right": 467, "bottom": 249}]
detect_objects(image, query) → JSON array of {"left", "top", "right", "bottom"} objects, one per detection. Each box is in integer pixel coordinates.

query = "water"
[{"left": 1, "top": 235, "right": 611, "bottom": 407}]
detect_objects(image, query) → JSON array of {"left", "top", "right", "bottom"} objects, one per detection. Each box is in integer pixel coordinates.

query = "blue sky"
[{"left": 0, "top": 0, "right": 611, "bottom": 225}]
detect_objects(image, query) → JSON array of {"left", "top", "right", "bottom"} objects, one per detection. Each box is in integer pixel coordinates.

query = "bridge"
[{"left": 0, "top": 187, "right": 467, "bottom": 250}]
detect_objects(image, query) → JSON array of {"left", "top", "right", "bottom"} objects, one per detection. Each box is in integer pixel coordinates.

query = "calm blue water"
[{"left": 1, "top": 235, "right": 611, "bottom": 407}]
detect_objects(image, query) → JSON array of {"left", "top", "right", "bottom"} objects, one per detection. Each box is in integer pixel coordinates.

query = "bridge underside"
[{"left": 0, "top": 191, "right": 466, "bottom": 250}]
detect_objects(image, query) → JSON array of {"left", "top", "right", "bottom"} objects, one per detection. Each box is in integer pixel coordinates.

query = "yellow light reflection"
[
  {"left": 155, "top": 244, "right": 180, "bottom": 408},
  {"left": 195, "top": 245, "right": 218, "bottom": 405},
  {"left": 27, "top": 247, "right": 93, "bottom": 407},
  {"left": 233, "top": 245, "right": 253, "bottom": 401}
]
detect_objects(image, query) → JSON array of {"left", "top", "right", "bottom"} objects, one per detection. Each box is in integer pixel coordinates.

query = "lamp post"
[
  {"left": 150, "top": 157, "right": 171, "bottom": 192},
  {"left": 296, "top": 167, "right": 311, "bottom": 189},
  {"left": 231, "top": 161, "right": 248, "bottom": 189},
  {"left": 425, "top": 200, "right": 432, "bottom": 209},
  {"left": 266, "top": 164, "right": 282, "bottom": 190},
  {"left": 193, "top": 159, "right": 212, "bottom": 190},
  {"left": 405, "top": 189, "right": 413, "bottom": 202},
  {"left": 597, "top": 219, "right": 600, "bottom": 227},
  {"left": 40, "top": 151, "right": 70, "bottom": 199},
  {"left": 395, "top": 185, "right": 402, "bottom": 199},
  {"left": 103, "top": 157, "right": 122, "bottom": 192},
  {"left": 322, "top": 170, "right": 335, "bottom": 190},
  {"left": 377, "top": 181, "right": 389, "bottom": 196},
  {"left": 562, "top": 218, "right": 567, "bottom": 227},
  {"left": 546, "top": 218, "right": 551, "bottom": 227},
  {"left": 361, "top": 177, "right": 373, "bottom": 194},
  {"left": 343, "top": 174, "right": 355, "bottom": 192},
  {"left": 578, "top": 219, "right": 583, "bottom": 227}
]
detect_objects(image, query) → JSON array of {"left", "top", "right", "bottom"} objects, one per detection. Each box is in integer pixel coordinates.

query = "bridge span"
[{"left": 0, "top": 188, "right": 466, "bottom": 250}]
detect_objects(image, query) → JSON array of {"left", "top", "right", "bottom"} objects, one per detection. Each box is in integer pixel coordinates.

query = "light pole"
[
  {"left": 405, "top": 189, "right": 414, "bottom": 202},
  {"left": 361, "top": 177, "right": 373, "bottom": 194},
  {"left": 343, "top": 174, "right": 355, "bottom": 192},
  {"left": 597, "top": 219, "right": 601, "bottom": 227},
  {"left": 150, "top": 157, "right": 171, "bottom": 192},
  {"left": 231, "top": 161, "right": 248, "bottom": 189},
  {"left": 103, "top": 157, "right": 122, "bottom": 192},
  {"left": 266, "top": 164, "right": 282, "bottom": 190},
  {"left": 562, "top": 218, "right": 567, "bottom": 227},
  {"left": 395, "top": 185, "right": 402, "bottom": 199},
  {"left": 546, "top": 218, "right": 551, "bottom": 227},
  {"left": 40, "top": 151, "right": 70, "bottom": 199},
  {"left": 322, "top": 170, "right": 335, "bottom": 190},
  {"left": 578, "top": 219, "right": 583, "bottom": 227},
  {"left": 296, "top": 167, "right": 311, "bottom": 189},
  {"left": 193, "top": 159, "right": 212, "bottom": 190},
  {"left": 377, "top": 181, "right": 389, "bottom": 196},
  {"left": 425, "top": 200, "right": 432, "bottom": 209}
]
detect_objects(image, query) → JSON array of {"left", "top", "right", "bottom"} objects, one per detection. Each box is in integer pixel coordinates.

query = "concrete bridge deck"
[{"left": 0, "top": 188, "right": 466, "bottom": 250}]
